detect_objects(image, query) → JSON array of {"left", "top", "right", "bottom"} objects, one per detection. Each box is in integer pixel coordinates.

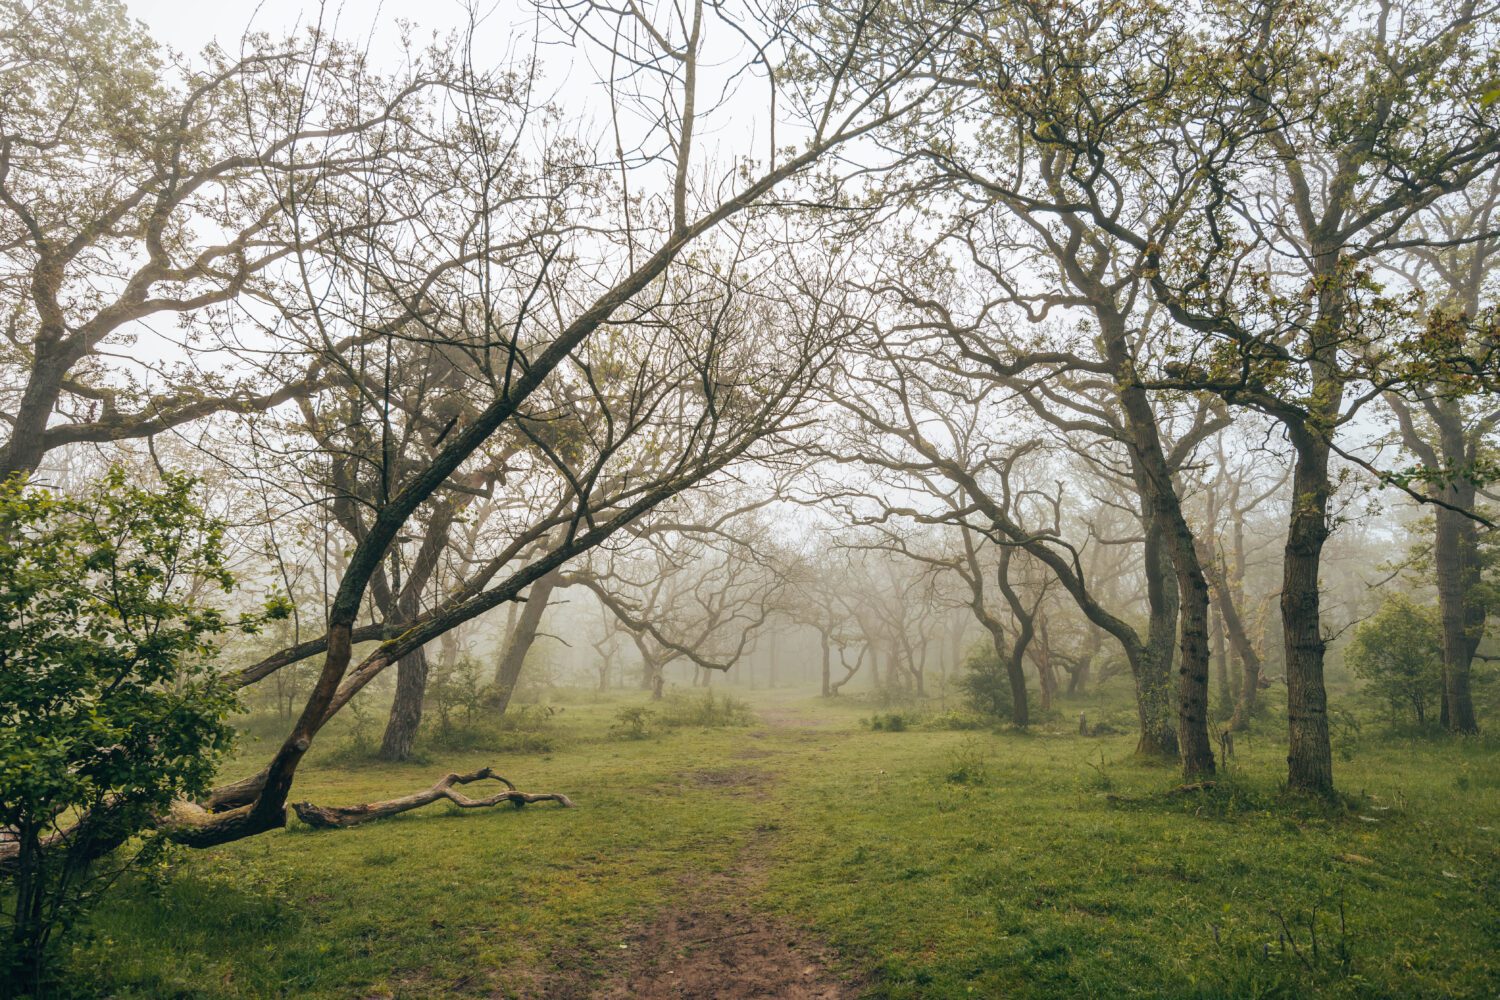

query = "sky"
[{"left": 129, "top": 0, "right": 479, "bottom": 54}]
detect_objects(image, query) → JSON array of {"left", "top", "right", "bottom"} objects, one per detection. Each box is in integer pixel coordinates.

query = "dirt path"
[{"left": 534, "top": 710, "right": 862, "bottom": 999}]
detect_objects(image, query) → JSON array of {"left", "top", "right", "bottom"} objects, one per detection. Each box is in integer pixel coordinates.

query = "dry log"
[{"left": 291, "top": 767, "right": 574, "bottom": 829}]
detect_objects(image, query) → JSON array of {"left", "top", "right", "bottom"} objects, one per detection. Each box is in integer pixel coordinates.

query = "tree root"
[{"left": 291, "top": 767, "right": 574, "bottom": 829}]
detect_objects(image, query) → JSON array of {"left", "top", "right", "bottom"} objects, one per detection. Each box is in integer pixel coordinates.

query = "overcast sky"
[{"left": 128, "top": 0, "right": 477, "bottom": 54}]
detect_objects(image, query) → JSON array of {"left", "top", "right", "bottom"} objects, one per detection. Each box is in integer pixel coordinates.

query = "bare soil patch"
[
  {"left": 682, "top": 766, "right": 769, "bottom": 790},
  {"left": 531, "top": 746, "right": 860, "bottom": 999},
  {"left": 589, "top": 902, "right": 858, "bottom": 999}
]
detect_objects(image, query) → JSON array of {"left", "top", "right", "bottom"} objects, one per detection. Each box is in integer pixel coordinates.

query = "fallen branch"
[
  {"left": 1104, "top": 780, "right": 1218, "bottom": 806},
  {"left": 291, "top": 767, "right": 574, "bottom": 829}
]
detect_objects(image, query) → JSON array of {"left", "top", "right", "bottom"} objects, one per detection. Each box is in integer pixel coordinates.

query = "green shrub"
[
  {"left": 657, "top": 691, "right": 754, "bottom": 728},
  {"left": 958, "top": 643, "right": 1015, "bottom": 722},
  {"left": 866, "top": 711, "right": 920, "bottom": 731},
  {"left": 428, "top": 658, "right": 488, "bottom": 735},
  {"left": 1345, "top": 594, "right": 1443, "bottom": 727},
  {"left": 610, "top": 706, "right": 655, "bottom": 740},
  {"left": 924, "top": 710, "right": 988, "bottom": 731},
  {"left": 0, "top": 469, "right": 271, "bottom": 990}
]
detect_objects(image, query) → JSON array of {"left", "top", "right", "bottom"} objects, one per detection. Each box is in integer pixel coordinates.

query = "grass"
[{"left": 46, "top": 685, "right": 1500, "bottom": 998}]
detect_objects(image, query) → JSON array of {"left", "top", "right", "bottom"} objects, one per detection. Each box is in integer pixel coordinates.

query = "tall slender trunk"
[
  {"left": 820, "top": 628, "right": 832, "bottom": 697},
  {"left": 1202, "top": 549, "right": 1264, "bottom": 732},
  {"left": 491, "top": 571, "right": 560, "bottom": 717},
  {"left": 1211, "top": 607, "right": 1229, "bottom": 712},
  {"left": 1135, "top": 519, "right": 1182, "bottom": 758},
  {"left": 982, "top": 619, "right": 1028, "bottom": 726}
]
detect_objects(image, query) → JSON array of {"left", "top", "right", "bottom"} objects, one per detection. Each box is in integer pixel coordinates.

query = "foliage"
[
  {"left": 923, "top": 710, "right": 988, "bottom": 732},
  {"left": 606, "top": 693, "right": 753, "bottom": 739},
  {"left": 0, "top": 469, "right": 264, "bottom": 990},
  {"left": 655, "top": 691, "right": 754, "bottom": 729},
  {"left": 957, "top": 643, "right": 1014, "bottom": 723},
  {"left": 428, "top": 659, "right": 488, "bottom": 736},
  {"left": 865, "top": 712, "right": 919, "bottom": 732},
  {"left": 1345, "top": 595, "right": 1443, "bottom": 726},
  {"left": 426, "top": 704, "right": 560, "bottom": 756},
  {"left": 609, "top": 706, "right": 655, "bottom": 740}
]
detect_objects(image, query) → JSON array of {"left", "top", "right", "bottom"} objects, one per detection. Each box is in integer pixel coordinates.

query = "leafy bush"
[
  {"left": 424, "top": 701, "right": 561, "bottom": 755},
  {"left": 0, "top": 470, "right": 270, "bottom": 989},
  {"left": 866, "top": 711, "right": 920, "bottom": 731},
  {"left": 924, "top": 710, "right": 988, "bottom": 731},
  {"left": 428, "top": 657, "right": 489, "bottom": 736},
  {"left": 1345, "top": 594, "right": 1443, "bottom": 727},
  {"left": 958, "top": 643, "right": 1014, "bottom": 722},
  {"left": 610, "top": 706, "right": 655, "bottom": 740},
  {"left": 657, "top": 691, "right": 754, "bottom": 728}
]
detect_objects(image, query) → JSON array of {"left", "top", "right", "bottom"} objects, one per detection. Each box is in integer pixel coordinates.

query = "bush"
[
  {"left": 0, "top": 470, "right": 267, "bottom": 990},
  {"left": 610, "top": 706, "right": 655, "bottom": 740},
  {"left": 866, "top": 711, "right": 920, "bottom": 731},
  {"left": 657, "top": 691, "right": 754, "bottom": 728},
  {"left": 958, "top": 643, "right": 1014, "bottom": 722},
  {"left": 924, "top": 710, "right": 988, "bottom": 731},
  {"left": 1345, "top": 594, "right": 1443, "bottom": 727},
  {"left": 428, "top": 657, "right": 488, "bottom": 736}
]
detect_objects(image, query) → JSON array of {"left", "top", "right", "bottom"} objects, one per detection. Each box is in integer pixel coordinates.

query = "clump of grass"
[
  {"left": 1079, "top": 748, "right": 1114, "bottom": 792},
  {"left": 429, "top": 725, "right": 557, "bottom": 754},
  {"left": 944, "top": 738, "right": 990, "bottom": 786}
]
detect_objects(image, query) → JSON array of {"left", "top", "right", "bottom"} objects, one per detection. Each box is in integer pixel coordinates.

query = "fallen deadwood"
[
  {"left": 291, "top": 767, "right": 574, "bottom": 829},
  {"left": 1166, "top": 780, "right": 1217, "bottom": 796},
  {"left": 1104, "top": 780, "right": 1218, "bottom": 806}
]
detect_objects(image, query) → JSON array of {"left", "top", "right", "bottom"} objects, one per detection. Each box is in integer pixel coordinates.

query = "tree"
[
  {"left": 1385, "top": 173, "right": 1500, "bottom": 732},
  {"left": 828, "top": 326, "right": 1186, "bottom": 756},
  {"left": 1141, "top": 0, "right": 1500, "bottom": 793},
  {"left": 0, "top": 0, "right": 464, "bottom": 478},
  {"left": 0, "top": 469, "right": 252, "bottom": 991},
  {"left": 1346, "top": 594, "right": 1444, "bottom": 726}
]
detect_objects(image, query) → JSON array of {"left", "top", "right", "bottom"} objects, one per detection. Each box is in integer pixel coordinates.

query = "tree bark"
[
  {"left": 378, "top": 646, "right": 431, "bottom": 761},
  {"left": 1283, "top": 436, "right": 1335, "bottom": 795},
  {"left": 1100, "top": 321, "right": 1211, "bottom": 774}
]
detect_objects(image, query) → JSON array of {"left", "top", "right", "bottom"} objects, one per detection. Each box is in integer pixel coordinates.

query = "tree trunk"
[
  {"left": 491, "top": 571, "right": 561, "bottom": 717},
  {"left": 1212, "top": 607, "right": 1229, "bottom": 716},
  {"left": 1283, "top": 438, "right": 1335, "bottom": 795},
  {"left": 1104, "top": 327, "right": 1212, "bottom": 774},
  {"left": 820, "top": 628, "right": 832, "bottom": 696},
  {"left": 1202, "top": 546, "right": 1264, "bottom": 732},
  {"left": 378, "top": 647, "right": 430, "bottom": 760},
  {"left": 1434, "top": 474, "right": 1483, "bottom": 734}
]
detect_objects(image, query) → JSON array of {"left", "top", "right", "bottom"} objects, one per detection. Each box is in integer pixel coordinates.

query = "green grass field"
[{"left": 55, "top": 686, "right": 1500, "bottom": 999}]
